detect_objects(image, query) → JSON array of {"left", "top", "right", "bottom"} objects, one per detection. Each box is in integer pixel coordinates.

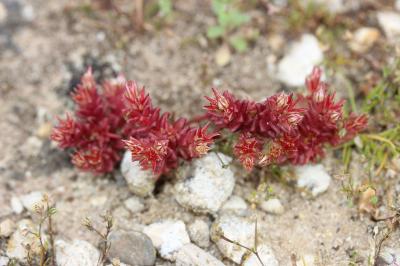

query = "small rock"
[
  {"left": 0, "top": 2, "right": 7, "bottom": 23},
  {"left": 215, "top": 45, "right": 231, "bottom": 67},
  {"left": 296, "top": 164, "right": 331, "bottom": 196},
  {"left": 0, "top": 219, "right": 15, "bottom": 237},
  {"left": 376, "top": 247, "right": 400, "bottom": 266},
  {"left": 175, "top": 153, "right": 235, "bottom": 214},
  {"left": 24, "top": 136, "right": 43, "bottom": 157},
  {"left": 220, "top": 195, "right": 248, "bottom": 216},
  {"left": 277, "top": 34, "right": 324, "bottom": 86},
  {"left": 0, "top": 256, "right": 9, "bottom": 266},
  {"left": 21, "top": 4, "right": 35, "bottom": 21},
  {"left": 188, "top": 219, "right": 210, "bottom": 248},
  {"left": 176, "top": 243, "right": 225, "bottom": 266},
  {"left": 56, "top": 240, "right": 99, "bottom": 266},
  {"left": 349, "top": 27, "right": 380, "bottom": 53},
  {"left": 243, "top": 244, "right": 279, "bottom": 266},
  {"left": 10, "top": 196, "right": 23, "bottom": 214},
  {"left": 143, "top": 220, "right": 190, "bottom": 261},
  {"left": 108, "top": 230, "right": 156, "bottom": 266},
  {"left": 20, "top": 191, "right": 43, "bottom": 212},
  {"left": 7, "top": 220, "right": 41, "bottom": 261},
  {"left": 299, "top": 0, "right": 360, "bottom": 13},
  {"left": 260, "top": 198, "right": 284, "bottom": 215},
  {"left": 121, "top": 151, "right": 157, "bottom": 197},
  {"left": 211, "top": 215, "right": 255, "bottom": 264},
  {"left": 296, "top": 254, "right": 316, "bottom": 266},
  {"left": 377, "top": 11, "right": 400, "bottom": 43},
  {"left": 123, "top": 197, "right": 145, "bottom": 213},
  {"left": 268, "top": 34, "right": 285, "bottom": 52},
  {"left": 36, "top": 122, "right": 53, "bottom": 139}
]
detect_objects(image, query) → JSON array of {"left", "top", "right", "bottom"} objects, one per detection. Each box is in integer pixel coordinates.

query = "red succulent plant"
[
  {"left": 123, "top": 82, "right": 218, "bottom": 175},
  {"left": 52, "top": 66, "right": 366, "bottom": 175},
  {"left": 52, "top": 69, "right": 218, "bottom": 175},
  {"left": 205, "top": 67, "right": 368, "bottom": 170}
]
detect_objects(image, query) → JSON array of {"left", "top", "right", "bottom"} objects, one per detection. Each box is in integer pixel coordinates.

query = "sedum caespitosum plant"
[
  {"left": 52, "top": 66, "right": 366, "bottom": 176},
  {"left": 51, "top": 68, "right": 128, "bottom": 173},
  {"left": 204, "top": 67, "right": 368, "bottom": 171},
  {"left": 51, "top": 68, "right": 218, "bottom": 175}
]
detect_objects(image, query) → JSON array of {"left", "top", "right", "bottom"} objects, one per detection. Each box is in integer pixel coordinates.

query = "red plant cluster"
[
  {"left": 205, "top": 67, "right": 368, "bottom": 171},
  {"left": 52, "top": 69, "right": 218, "bottom": 175},
  {"left": 123, "top": 82, "right": 218, "bottom": 175},
  {"left": 52, "top": 66, "right": 366, "bottom": 175},
  {"left": 51, "top": 68, "right": 128, "bottom": 173}
]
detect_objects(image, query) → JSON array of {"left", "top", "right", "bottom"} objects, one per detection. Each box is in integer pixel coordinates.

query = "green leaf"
[
  {"left": 158, "top": 0, "right": 172, "bottom": 17},
  {"left": 229, "top": 36, "right": 248, "bottom": 52},
  {"left": 370, "top": 195, "right": 378, "bottom": 205},
  {"left": 229, "top": 10, "right": 250, "bottom": 27},
  {"left": 207, "top": 26, "right": 224, "bottom": 39}
]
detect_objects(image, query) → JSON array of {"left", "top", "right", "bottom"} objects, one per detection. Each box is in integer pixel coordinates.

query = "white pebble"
[
  {"left": 277, "top": 34, "right": 323, "bottom": 86},
  {"left": 243, "top": 244, "right": 279, "bottom": 266},
  {"left": 10, "top": 196, "right": 23, "bottom": 214},
  {"left": 188, "top": 219, "right": 210, "bottom": 248},
  {"left": 220, "top": 195, "right": 248, "bottom": 216},
  {"left": 143, "top": 220, "right": 190, "bottom": 261},
  {"left": 296, "top": 164, "right": 331, "bottom": 196},
  {"left": 20, "top": 191, "right": 43, "bottom": 212},
  {"left": 120, "top": 151, "right": 157, "bottom": 197},
  {"left": 377, "top": 11, "right": 400, "bottom": 43},
  {"left": 175, "top": 243, "right": 225, "bottom": 266},
  {"left": 123, "top": 196, "right": 145, "bottom": 213},
  {"left": 175, "top": 153, "right": 235, "bottom": 214},
  {"left": 211, "top": 215, "right": 255, "bottom": 264},
  {"left": 56, "top": 240, "right": 100, "bottom": 266},
  {"left": 0, "top": 219, "right": 15, "bottom": 238},
  {"left": 260, "top": 198, "right": 284, "bottom": 215}
]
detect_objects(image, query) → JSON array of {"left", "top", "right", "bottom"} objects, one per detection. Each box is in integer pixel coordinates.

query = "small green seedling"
[{"left": 207, "top": 0, "right": 251, "bottom": 52}]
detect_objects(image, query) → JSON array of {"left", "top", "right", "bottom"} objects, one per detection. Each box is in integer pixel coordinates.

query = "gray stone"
[
  {"left": 56, "top": 239, "right": 99, "bottom": 266},
  {"left": 175, "top": 243, "right": 225, "bottom": 266},
  {"left": 108, "top": 231, "right": 156, "bottom": 266},
  {"left": 175, "top": 153, "right": 235, "bottom": 214},
  {"left": 120, "top": 151, "right": 157, "bottom": 197}
]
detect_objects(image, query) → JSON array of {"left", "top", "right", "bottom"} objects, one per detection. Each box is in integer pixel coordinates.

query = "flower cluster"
[
  {"left": 205, "top": 67, "right": 368, "bottom": 170},
  {"left": 51, "top": 68, "right": 127, "bottom": 173},
  {"left": 52, "top": 69, "right": 218, "bottom": 175},
  {"left": 123, "top": 82, "right": 218, "bottom": 175}
]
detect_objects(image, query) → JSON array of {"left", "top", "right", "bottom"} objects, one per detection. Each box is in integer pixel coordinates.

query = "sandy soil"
[{"left": 0, "top": 0, "right": 399, "bottom": 265}]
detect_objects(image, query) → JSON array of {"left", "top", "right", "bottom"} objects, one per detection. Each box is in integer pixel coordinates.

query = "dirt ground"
[{"left": 0, "top": 0, "right": 399, "bottom": 265}]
